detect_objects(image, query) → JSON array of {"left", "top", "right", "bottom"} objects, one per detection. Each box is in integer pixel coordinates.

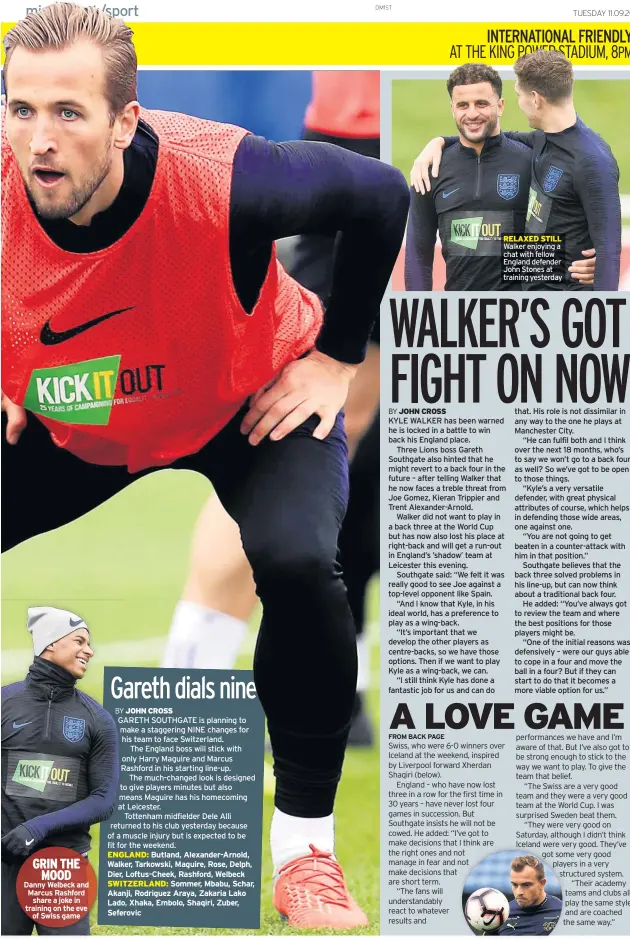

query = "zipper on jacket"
[
  {"left": 45, "top": 690, "right": 54, "bottom": 740},
  {"left": 475, "top": 155, "right": 482, "bottom": 201}
]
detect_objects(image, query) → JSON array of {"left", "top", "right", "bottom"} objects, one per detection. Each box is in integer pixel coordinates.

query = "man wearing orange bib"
[
  {"left": 162, "top": 71, "right": 383, "bottom": 747},
  {"left": 1, "top": 4, "right": 408, "bottom": 929}
]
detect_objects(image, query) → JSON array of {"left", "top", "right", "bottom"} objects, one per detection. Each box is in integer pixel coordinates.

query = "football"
[{"left": 465, "top": 887, "right": 510, "bottom": 933}]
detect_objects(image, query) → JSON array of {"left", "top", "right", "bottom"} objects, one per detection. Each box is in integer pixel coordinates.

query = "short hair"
[
  {"left": 3, "top": 2, "right": 137, "bottom": 119},
  {"left": 447, "top": 64, "right": 502, "bottom": 99},
  {"left": 511, "top": 855, "right": 545, "bottom": 880},
  {"left": 513, "top": 50, "right": 573, "bottom": 104}
]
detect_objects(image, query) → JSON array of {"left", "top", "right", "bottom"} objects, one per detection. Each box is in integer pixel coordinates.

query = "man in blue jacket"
[{"left": 1, "top": 607, "right": 118, "bottom": 934}]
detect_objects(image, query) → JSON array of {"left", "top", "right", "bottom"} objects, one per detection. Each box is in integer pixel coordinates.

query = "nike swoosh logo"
[
  {"left": 13, "top": 721, "right": 34, "bottom": 729},
  {"left": 442, "top": 188, "right": 460, "bottom": 199},
  {"left": 40, "top": 306, "right": 134, "bottom": 346},
  {"left": 69, "top": 617, "right": 84, "bottom": 627},
  {"left": 25, "top": 839, "right": 35, "bottom": 846}
]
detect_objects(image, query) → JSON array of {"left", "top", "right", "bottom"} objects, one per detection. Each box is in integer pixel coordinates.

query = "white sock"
[
  {"left": 270, "top": 808, "right": 335, "bottom": 871},
  {"left": 161, "top": 602, "right": 247, "bottom": 669},
  {"left": 356, "top": 635, "right": 370, "bottom": 692}
]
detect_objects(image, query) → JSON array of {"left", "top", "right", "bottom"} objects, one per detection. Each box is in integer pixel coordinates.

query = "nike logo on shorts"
[{"left": 40, "top": 306, "right": 134, "bottom": 346}]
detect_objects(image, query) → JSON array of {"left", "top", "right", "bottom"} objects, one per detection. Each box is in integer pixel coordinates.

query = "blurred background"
[
  {"left": 137, "top": 70, "right": 312, "bottom": 140},
  {"left": 391, "top": 77, "right": 630, "bottom": 289}
]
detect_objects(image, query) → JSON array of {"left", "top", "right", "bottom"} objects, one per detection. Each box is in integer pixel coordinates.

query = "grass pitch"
[{"left": 2, "top": 470, "right": 380, "bottom": 934}]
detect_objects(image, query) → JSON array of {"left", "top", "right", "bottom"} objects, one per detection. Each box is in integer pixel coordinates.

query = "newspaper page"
[
  {"left": 381, "top": 16, "right": 630, "bottom": 940},
  {"left": 0, "top": 0, "right": 629, "bottom": 938}
]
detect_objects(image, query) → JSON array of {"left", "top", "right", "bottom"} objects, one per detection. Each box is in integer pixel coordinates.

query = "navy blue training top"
[
  {"left": 506, "top": 120, "right": 621, "bottom": 290},
  {"left": 1, "top": 657, "right": 118, "bottom": 854},
  {"left": 436, "top": 119, "right": 620, "bottom": 291},
  {"left": 499, "top": 893, "right": 563, "bottom": 935},
  {"left": 405, "top": 132, "right": 532, "bottom": 291}
]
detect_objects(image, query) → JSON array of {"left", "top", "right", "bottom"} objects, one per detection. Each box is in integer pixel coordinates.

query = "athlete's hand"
[
  {"left": 241, "top": 351, "right": 358, "bottom": 446},
  {"left": 568, "top": 248, "right": 596, "bottom": 285},
  {"left": 1, "top": 392, "right": 27, "bottom": 444},
  {"left": 1, "top": 824, "right": 38, "bottom": 860},
  {"left": 410, "top": 137, "right": 446, "bottom": 194}
]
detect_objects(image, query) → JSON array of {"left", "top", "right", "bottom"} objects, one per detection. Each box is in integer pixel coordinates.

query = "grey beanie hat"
[{"left": 27, "top": 607, "right": 89, "bottom": 656}]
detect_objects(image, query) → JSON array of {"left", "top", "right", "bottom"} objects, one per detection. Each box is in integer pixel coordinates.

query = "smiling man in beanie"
[{"left": 1, "top": 608, "right": 118, "bottom": 935}]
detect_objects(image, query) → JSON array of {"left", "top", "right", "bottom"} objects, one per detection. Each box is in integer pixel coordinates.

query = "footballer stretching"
[{"left": 1, "top": 4, "right": 409, "bottom": 928}]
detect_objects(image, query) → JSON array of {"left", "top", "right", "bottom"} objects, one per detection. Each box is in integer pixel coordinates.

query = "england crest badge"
[
  {"left": 497, "top": 174, "right": 520, "bottom": 200},
  {"left": 543, "top": 165, "right": 564, "bottom": 193},
  {"left": 63, "top": 716, "right": 85, "bottom": 743}
]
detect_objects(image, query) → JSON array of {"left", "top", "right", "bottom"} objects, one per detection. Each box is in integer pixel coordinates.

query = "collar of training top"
[
  {"left": 458, "top": 131, "right": 505, "bottom": 158},
  {"left": 544, "top": 115, "right": 584, "bottom": 140},
  {"left": 25, "top": 656, "right": 78, "bottom": 698}
]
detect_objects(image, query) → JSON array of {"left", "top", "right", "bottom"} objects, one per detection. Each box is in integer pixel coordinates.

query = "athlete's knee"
[{"left": 247, "top": 538, "right": 335, "bottom": 592}]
